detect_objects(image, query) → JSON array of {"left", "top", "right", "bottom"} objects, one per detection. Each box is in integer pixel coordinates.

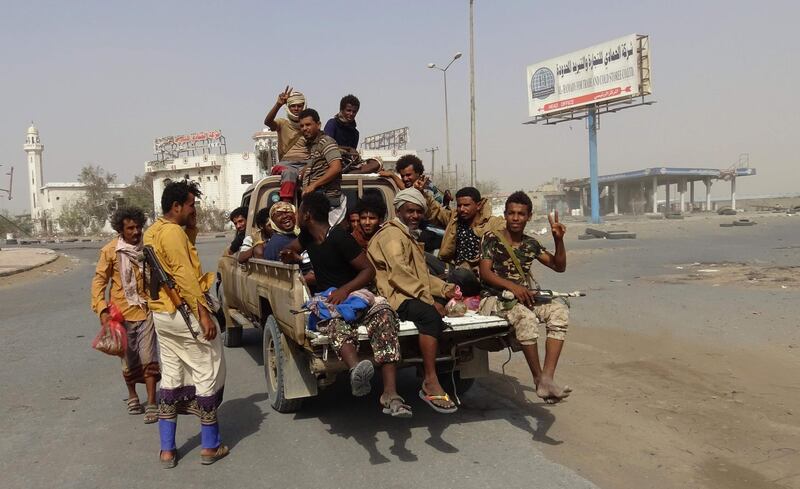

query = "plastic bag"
[
  {"left": 445, "top": 286, "right": 468, "bottom": 317},
  {"left": 91, "top": 303, "right": 128, "bottom": 357}
]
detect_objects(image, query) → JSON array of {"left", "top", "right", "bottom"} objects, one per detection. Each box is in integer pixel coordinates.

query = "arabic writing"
[
  {"left": 559, "top": 67, "right": 635, "bottom": 95},
  {"left": 555, "top": 42, "right": 636, "bottom": 78}
]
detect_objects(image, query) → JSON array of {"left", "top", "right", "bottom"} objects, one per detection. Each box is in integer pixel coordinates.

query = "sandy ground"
[
  {"left": 478, "top": 211, "right": 800, "bottom": 488},
  {"left": 0, "top": 254, "right": 77, "bottom": 289}
]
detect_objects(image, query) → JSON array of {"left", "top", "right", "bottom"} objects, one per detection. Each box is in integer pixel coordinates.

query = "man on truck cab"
[
  {"left": 264, "top": 86, "right": 310, "bottom": 201},
  {"left": 298, "top": 108, "right": 347, "bottom": 227},
  {"left": 323, "top": 94, "right": 381, "bottom": 174},
  {"left": 367, "top": 188, "right": 459, "bottom": 414},
  {"left": 279, "top": 193, "right": 410, "bottom": 417}
]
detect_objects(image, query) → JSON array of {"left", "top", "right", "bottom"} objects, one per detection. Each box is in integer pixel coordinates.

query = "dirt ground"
[{"left": 478, "top": 212, "right": 800, "bottom": 488}]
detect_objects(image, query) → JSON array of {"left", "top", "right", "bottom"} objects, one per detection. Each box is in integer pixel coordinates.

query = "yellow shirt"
[
  {"left": 143, "top": 218, "right": 213, "bottom": 319},
  {"left": 90, "top": 237, "right": 148, "bottom": 322}
]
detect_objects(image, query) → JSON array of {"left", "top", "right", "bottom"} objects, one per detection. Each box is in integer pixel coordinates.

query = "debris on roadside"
[
  {"left": 580, "top": 228, "right": 637, "bottom": 240},
  {"left": 720, "top": 219, "right": 757, "bottom": 227}
]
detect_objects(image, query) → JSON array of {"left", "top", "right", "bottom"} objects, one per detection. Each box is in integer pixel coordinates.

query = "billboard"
[
  {"left": 362, "top": 127, "right": 409, "bottom": 150},
  {"left": 527, "top": 34, "right": 651, "bottom": 118}
]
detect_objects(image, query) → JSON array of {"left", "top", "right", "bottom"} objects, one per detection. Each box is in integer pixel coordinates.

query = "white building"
[
  {"left": 145, "top": 128, "right": 419, "bottom": 216},
  {"left": 145, "top": 151, "right": 269, "bottom": 215},
  {"left": 24, "top": 124, "right": 125, "bottom": 234}
]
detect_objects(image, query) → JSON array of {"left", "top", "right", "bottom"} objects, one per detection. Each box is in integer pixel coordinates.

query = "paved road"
[{"left": 0, "top": 236, "right": 597, "bottom": 489}]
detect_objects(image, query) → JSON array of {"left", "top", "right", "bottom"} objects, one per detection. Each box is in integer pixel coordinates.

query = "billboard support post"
[{"left": 588, "top": 107, "right": 600, "bottom": 224}]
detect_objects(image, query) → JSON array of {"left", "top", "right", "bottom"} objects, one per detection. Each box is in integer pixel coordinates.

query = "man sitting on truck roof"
[
  {"left": 323, "top": 94, "right": 381, "bottom": 174},
  {"left": 264, "top": 86, "right": 311, "bottom": 202},
  {"left": 380, "top": 154, "right": 446, "bottom": 205},
  {"left": 298, "top": 108, "right": 348, "bottom": 227},
  {"left": 351, "top": 190, "right": 387, "bottom": 250},
  {"left": 478, "top": 191, "right": 572, "bottom": 404},
  {"left": 367, "top": 188, "right": 459, "bottom": 414},
  {"left": 279, "top": 193, "right": 410, "bottom": 417}
]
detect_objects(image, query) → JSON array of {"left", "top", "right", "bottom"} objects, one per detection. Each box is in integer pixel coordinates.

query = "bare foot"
[{"left": 536, "top": 377, "right": 572, "bottom": 404}]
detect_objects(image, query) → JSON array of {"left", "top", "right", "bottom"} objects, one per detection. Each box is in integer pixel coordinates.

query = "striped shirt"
[{"left": 302, "top": 133, "right": 342, "bottom": 200}]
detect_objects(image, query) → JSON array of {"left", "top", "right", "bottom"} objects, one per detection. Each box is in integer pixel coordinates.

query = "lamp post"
[{"left": 428, "top": 52, "right": 462, "bottom": 189}]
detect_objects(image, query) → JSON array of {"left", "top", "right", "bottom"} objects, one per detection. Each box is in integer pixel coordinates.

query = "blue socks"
[
  {"left": 159, "top": 419, "right": 177, "bottom": 451},
  {"left": 201, "top": 423, "right": 221, "bottom": 449}
]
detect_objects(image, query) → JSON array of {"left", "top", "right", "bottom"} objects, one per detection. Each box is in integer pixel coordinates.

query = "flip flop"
[
  {"left": 144, "top": 404, "right": 158, "bottom": 424},
  {"left": 381, "top": 395, "right": 413, "bottom": 418},
  {"left": 127, "top": 397, "right": 144, "bottom": 415},
  {"left": 419, "top": 389, "right": 458, "bottom": 414},
  {"left": 350, "top": 360, "right": 374, "bottom": 397},
  {"left": 201, "top": 444, "right": 230, "bottom": 465}
]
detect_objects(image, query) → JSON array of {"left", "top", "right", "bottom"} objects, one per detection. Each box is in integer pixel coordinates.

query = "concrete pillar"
[
  {"left": 705, "top": 178, "right": 712, "bottom": 211},
  {"left": 613, "top": 182, "right": 619, "bottom": 215},
  {"left": 731, "top": 177, "right": 736, "bottom": 210},
  {"left": 665, "top": 183, "right": 671, "bottom": 213},
  {"left": 679, "top": 179, "right": 686, "bottom": 213},
  {"left": 652, "top": 176, "right": 658, "bottom": 213},
  {"left": 689, "top": 181, "right": 695, "bottom": 212}
]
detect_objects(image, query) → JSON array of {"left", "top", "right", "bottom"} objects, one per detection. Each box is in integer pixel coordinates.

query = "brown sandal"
[
  {"left": 127, "top": 397, "right": 144, "bottom": 415},
  {"left": 144, "top": 404, "right": 158, "bottom": 424},
  {"left": 201, "top": 444, "right": 230, "bottom": 465},
  {"left": 380, "top": 394, "right": 412, "bottom": 418}
]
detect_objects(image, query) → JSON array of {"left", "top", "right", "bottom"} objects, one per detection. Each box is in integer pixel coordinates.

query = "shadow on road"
[
  {"left": 176, "top": 392, "right": 268, "bottom": 454},
  {"left": 292, "top": 366, "right": 562, "bottom": 464}
]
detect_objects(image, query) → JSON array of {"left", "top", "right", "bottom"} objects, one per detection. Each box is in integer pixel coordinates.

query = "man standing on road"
[
  {"left": 144, "top": 180, "right": 228, "bottom": 468},
  {"left": 279, "top": 193, "right": 409, "bottom": 416},
  {"left": 478, "top": 191, "right": 571, "bottom": 404},
  {"left": 367, "top": 188, "right": 459, "bottom": 414},
  {"left": 91, "top": 207, "right": 160, "bottom": 424},
  {"left": 264, "top": 86, "right": 311, "bottom": 201}
]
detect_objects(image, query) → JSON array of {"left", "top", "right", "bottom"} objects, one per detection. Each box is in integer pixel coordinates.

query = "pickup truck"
[{"left": 216, "top": 174, "right": 512, "bottom": 412}]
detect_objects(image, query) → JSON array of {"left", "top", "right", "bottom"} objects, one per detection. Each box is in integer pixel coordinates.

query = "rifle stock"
[{"left": 143, "top": 245, "right": 199, "bottom": 339}]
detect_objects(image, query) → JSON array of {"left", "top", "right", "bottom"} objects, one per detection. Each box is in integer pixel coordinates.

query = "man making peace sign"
[{"left": 478, "top": 191, "right": 572, "bottom": 404}]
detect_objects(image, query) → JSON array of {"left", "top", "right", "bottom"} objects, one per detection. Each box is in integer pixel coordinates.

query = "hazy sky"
[{"left": 1, "top": 0, "right": 797, "bottom": 214}]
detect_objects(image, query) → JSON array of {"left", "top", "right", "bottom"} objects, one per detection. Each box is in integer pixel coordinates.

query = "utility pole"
[
  {"left": 424, "top": 147, "right": 439, "bottom": 179},
  {"left": 469, "top": 0, "right": 477, "bottom": 187}
]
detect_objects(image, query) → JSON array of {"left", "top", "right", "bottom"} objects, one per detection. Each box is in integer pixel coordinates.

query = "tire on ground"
[
  {"left": 263, "top": 315, "right": 303, "bottom": 413},
  {"left": 438, "top": 369, "right": 476, "bottom": 397}
]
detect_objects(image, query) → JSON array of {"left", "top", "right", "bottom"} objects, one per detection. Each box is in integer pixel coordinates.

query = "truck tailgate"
[{"left": 308, "top": 312, "right": 508, "bottom": 345}]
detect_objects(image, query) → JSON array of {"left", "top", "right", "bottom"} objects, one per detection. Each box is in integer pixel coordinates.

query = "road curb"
[{"left": 0, "top": 252, "right": 59, "bottom": 278}]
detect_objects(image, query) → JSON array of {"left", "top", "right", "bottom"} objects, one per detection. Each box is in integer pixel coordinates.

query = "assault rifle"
[
  {"left": 502, "top": 289, "right": 586, "bottom": 304},
  {"left": 143, "top": 245, "right": 199, "bottom": 339}
]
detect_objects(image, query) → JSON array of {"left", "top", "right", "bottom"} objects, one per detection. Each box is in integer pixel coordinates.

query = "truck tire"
[
  {"left": 263, "top": 315, "right": 302, "bottom": 413},
  {"left": 214, "top": 280, "right": 227, "bottom": 332}
]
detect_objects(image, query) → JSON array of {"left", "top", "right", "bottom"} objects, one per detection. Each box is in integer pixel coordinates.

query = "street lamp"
[{"left": 428, "top": 52, "right": 462, "bottom": 188}]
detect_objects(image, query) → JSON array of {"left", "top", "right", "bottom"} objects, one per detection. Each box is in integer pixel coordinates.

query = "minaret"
[{"left": 24, "top": 123, "right": 44, "bottom": 233}]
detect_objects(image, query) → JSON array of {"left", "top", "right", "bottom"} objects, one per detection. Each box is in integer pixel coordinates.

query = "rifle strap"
[{"left": 494, "top": 230, "right": 531, "bottom": 289}]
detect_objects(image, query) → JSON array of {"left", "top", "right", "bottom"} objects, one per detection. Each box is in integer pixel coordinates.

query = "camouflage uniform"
[
  {"left": 321, "top": 299, "right": 401, "bottom": 364},
  {"left": 479, "top": 231, "right": 569, "bottom": 344}
]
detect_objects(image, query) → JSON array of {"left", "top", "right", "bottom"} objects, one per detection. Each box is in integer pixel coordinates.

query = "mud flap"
[
  {"left": 280, "top": 332, "right": 318, "bottom": 400},
  {"left": 458, "top": 347, "right": 489, "bottom": 379}
]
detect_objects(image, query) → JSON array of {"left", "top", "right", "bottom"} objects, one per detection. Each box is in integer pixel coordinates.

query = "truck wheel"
[
  {"left": 214, "top": 280, "right": 227, "bottom": 332},
  {"left": 218, "top": 282, "right": 242, "bottom": 348},
  {"left": 263, "top": 315, "right": 302, "bottom": 413}
]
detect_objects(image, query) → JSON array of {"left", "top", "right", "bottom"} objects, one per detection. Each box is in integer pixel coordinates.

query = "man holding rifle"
[
  {"left": 143, "top": 180, "right": 228, "bottom": 468},
  {"left": 478, "top": 191, "right": 572, "bottom": 404}
]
